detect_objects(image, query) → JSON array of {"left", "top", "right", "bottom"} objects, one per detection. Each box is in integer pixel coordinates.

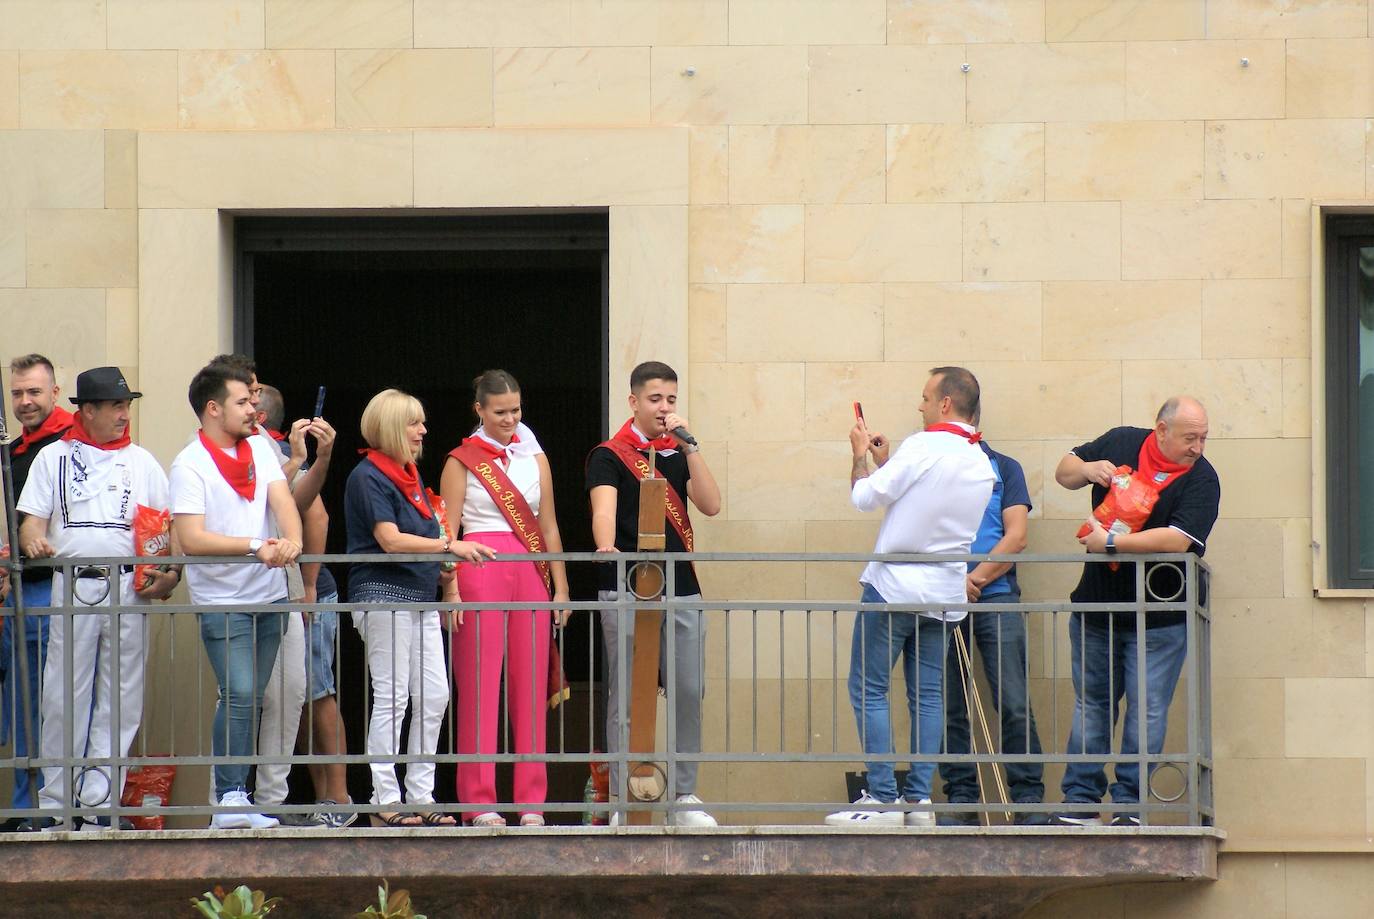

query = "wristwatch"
[
  {"left": 1105, "top": 532, "right": 1117, "bottom": 555},
  {"left": 681, "top": 444, "right": 700, "bottom": 455},
  {"left": 247, "top": 537, "right": 264, "bottom": 555}
]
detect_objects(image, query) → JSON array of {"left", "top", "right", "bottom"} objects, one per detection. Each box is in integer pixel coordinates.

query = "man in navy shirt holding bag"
[{"left": 1053, "top": 396, "right": 1220, "bottom": 826}]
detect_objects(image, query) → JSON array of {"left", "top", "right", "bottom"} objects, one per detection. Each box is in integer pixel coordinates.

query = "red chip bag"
[
  {"left": 119, "top": 758, "right": 176, "bottom": 830},
  {"left": 1076, "top": 465, "right": 1162, "bottom": 542},
  {"left": 132, "top": 504, "right": 170, "bottom": 591},
  {"left": 426, "top": 488, "right": 456, "bottom": 571}
]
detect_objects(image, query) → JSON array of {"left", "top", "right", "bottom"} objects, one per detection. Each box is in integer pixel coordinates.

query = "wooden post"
[{"left": 626, "top": 450, "right": 667, "bottom": 825}]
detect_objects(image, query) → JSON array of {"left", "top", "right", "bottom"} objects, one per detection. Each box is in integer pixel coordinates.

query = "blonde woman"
[{"left": 343, "top": 389, "right": 494, "bottom": 827}]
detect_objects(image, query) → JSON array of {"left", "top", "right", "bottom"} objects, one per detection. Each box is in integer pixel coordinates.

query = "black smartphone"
[{"left": 313, "top": 385, "right": 326, "bottom": 419}]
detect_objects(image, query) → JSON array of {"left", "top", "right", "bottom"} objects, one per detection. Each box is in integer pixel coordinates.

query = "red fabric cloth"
[
  {"left": 924, "top": 422, "right": 982, "bottom": 444},
  {"left": 1136, "top": 431, "right": 1191, "bottom": 490},
  {"left": 264, "top": 427, "right": 287, "bottom": 442},
  {"left": 13, "top": 407, "right": 74, "bottom": 455},
  {"left": 609, "top": 417, "right": 676, "bottom": 452},
  {"left": 198, "top": 430, "right": 257, "bottom": 501},
  {"left": 361, "top": 448, "right": 432, "bottom": 519},
  {"left": 63, "top": 413, "right": 131, "bottom": 451},
  {"left": 457, "top": 432, "right": 519, "bottom": 466}
]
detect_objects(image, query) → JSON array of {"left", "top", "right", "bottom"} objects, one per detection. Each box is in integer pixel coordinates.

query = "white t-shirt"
[
  {"left": 458, "top": 424, "right": 544, "bottom": 535},
  {"left": 16, "top": 439, "right": 170, "bottom": 606},
  {"left": 169, "top": 433, "right": 288, "bottom": 606},
  {"left": 851, "top": 423, "right": 995, "bottom": 620}
]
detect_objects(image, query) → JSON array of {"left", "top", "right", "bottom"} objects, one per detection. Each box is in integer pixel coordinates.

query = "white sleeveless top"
[{"left": 459, "top": 422, "right": 544, "bottom": 535}]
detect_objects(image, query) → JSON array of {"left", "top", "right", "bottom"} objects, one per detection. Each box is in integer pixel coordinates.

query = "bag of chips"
[
  {"left": 1076, "top": 465, "right": 1162, "bottom": 540},
  {"left": 425, "top": 487, "right": 456, "bottom": 571},
  {"left": 132, "top": 504, "right": 170, "bottom": 591},
  {"left": 119, "top": 758, "right": 176, "bottom": 830}
]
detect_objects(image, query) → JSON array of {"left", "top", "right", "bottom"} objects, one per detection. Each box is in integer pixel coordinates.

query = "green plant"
[
  {"left": 355, "top": 879, "right": 426, "bottom": 919},
  {"left": 190, "top": 885, "right": 282, "bottom": 918}
]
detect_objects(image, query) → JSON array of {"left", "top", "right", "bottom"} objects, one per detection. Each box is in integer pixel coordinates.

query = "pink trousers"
[{"left": 453, "top": 531, "right": 551, "bottom": 818}]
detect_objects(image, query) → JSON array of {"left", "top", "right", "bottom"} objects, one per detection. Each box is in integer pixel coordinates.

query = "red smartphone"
[{"left": 853, "top": 401, "right": 864, "bottom": 422}]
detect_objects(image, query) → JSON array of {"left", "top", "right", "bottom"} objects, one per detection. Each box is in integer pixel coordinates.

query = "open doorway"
[{"left": 236, "top": 213, "right": 608, "bottom": 818}]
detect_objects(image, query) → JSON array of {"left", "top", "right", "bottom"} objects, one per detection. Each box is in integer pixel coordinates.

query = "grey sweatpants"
[{"left": 599, "top": 590, "right": 705, "bottom": 797}]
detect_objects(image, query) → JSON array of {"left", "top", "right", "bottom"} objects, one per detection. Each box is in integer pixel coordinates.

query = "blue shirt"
[
  {"left": 968, "top": 442, "right": 1032, "bottom": 597},
  {"left": 344, "top": 458, "right": 441, "bottom": 603}
]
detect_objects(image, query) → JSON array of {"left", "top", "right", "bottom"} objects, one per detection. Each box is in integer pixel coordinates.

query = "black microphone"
[{"left": 671, "top": 426, "right": 698, "bottom": 447}]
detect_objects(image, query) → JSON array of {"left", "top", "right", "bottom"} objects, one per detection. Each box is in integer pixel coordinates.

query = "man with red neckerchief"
[
  {"left": 2, "top": 354, "right": 73, "bottom": 826},
  {"left": 170, "top": 361, "right": 302, "bottom": 830},
  {"left": 586, "top": 360, "right": 721, "bottom": 827},
  {"left": 828, "top": 366, "right": 994, "bottom": 828},
  {"left": 15, "top": 366, "right": 177, "bottom": 830},
  {"left": 1053, "top": 396, "right": 1220, "bottom": 827}
]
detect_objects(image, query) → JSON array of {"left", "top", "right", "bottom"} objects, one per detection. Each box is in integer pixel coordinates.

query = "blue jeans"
[
  {"left": 848, "top": 584, "right": 948, "bottom": 802},
  {"left": 305, "top": 602, "right": 339, "bottom": 702},
  {"left": 2, "top": 581, "right": 50, "bottom": 810},
  {"left": 1061, "top": 615, "right": 1188, "bottom": 805},
  {"left": 939, "top": 593, "right": 1044, "bottom": 804},
  {"left": 200, "top": 602, "right": 286, "bottom": 799}
]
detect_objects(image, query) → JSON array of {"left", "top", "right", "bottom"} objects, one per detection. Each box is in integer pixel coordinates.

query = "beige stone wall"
[{"left": 0, "top": 0, "right": 1371, "bottom": 910}]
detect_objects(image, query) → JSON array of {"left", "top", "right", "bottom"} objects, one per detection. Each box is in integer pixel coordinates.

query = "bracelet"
[
  {"left": 441, "top": 536, "right": 451, "bottom": 553},
  {"left": 681, "top": 444, "right": 700, "bottom": 455}
]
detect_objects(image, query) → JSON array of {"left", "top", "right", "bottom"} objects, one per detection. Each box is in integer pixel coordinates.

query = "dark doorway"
[{"left": 237, "top": 213, "right": 607, "bottom": 819}]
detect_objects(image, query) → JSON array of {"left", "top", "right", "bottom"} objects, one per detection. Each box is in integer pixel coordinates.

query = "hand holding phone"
[{"left": 852, "top": 401, "right": 864, "bottom": 423}]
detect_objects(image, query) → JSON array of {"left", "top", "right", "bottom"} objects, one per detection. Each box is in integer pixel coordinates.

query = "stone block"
[
  {"left": 729, "top": 0, "right": 885, "bottom": 44},
  {"left": 889, "top": 0, "right": 1045, "bottom": 43},
  {"left": 730, "top": 125, "right": 884, "bottom": 205},
  {"left": 727, "top": 440, "right": 860, "bottom": 521},
  {"left": 0, "top": 0, "right": 107, "bottom": 49},
  {"left": 0, "top": 52, "right": 16, "bottom": 128},
  {"left": 1126, "top": 40, "right": 1284, "bottom": 120},
  {"left": 607, "top": 205, "right": 688, "bottom": 400},
  {"left": 1044, "top": 0, "right": 1204, "bottom": 41},
  {"left": 805, "top": 203, "right": 962, "bottom": 283},
  {"left": 1201, "top": 278, "right": 1309, "bottom": 359},
  {"left": 1204, "top": 119, "right": 1366, "bottom": 200},
  {"left": 1285, "top": 678, "right": 1374, "bottom": 758},
  {"left": 178, "top": 51, "right": 335, "bottom": 130},
  {"left": 1204, "top": 520, "right": 1284, "bottom": 600},
  {"left": 689, "top": 126, "right": 728, "bottom": 204},
  {"left": 653, "top": 46, "right": 807, "bottom": 125},
  {"left": 965, "top": 202, "right": 1120, "bottom": 281},
  {"left": 688, "top": 283, "right": 726, "bottom": 363},
  {"left": 107, "top": 0, "right": 265, "bottom": 49},
  {"left": 1042, "top": 280, "right": 1202, "bottom": 360},
  {"left": 414, "top": 128, "right": 686, "bottom": 207},
  {"left": 0, "top": 130, "right": 103, "bottom": 209},
  {"left": 1212, "top": 677, "right": 1284, "bottom": 758},
  {"left": 1121, "top": 199, "right": 1281, "bottom": 280},
  {"left": 887, "top": 122, "right": 1044, "bottom": 203},
  {"left": 1044, "top": 121, "right": 1202, "bottom": 200},
  {"left": 1282, "top": 198, "right": 1311, "bottom": 278},
  {"left": 689, "top": 205, "right": 804, "bottom": 283},
  {"left": 20, "top": 50, "right": 177, "bottom": 129},
  {"left": 1214, "top": 757, "right": 1365, "bottom": 843},
  {"left": 105, "top": 287, "right": 138, "bottom": 366},
  {"left": 967, "top": 42, "right": 1125, "bottom": 123},
  {"left": 1286, "top": 38, "right": 1374, "bottom": 118},
  {"left": 104, "top": 130, "right": 137, "bottom": 209},
  {"left": 1213, "top": 597, "right": 1368, "bottom": 679},
  {"left": 495, "top": 47, "right": 649, "bottom": 126},
  {"left": 336, "top": 49, "right": 491, "bottom": 128},
  {"left": 1283, "top": 853, "right": 1374, "bottom": 919},
  {"left": 0, "top": 209, "right": 23, "bottom": 287},
  {"left": 25, "top": 207, "right": 136, "bottom": 288},
  {"left": 884, "top": 282, "right": 1042, "bottom": 362},
  {"left": 688, "top": 362, "right": 805, "bottom": 442},
  {"left": 415, "top": 0, "right": 728, "bottom": 47},
  {"left": 726, "top": 283, "right": 883, "bottom": 362},
  {"left": 1203, "top": 438, "right": 1310, "bottom": 519},
  {"left": 1206, "top": 0, "right": 1368, "bottom": 39},
  {"left": 808, "top": 45, "right": 964, "bottom": 124},
  {"left": 0, "top": 288, "right": 106, "bottom": 371},
  {"left": 1282, "top": 358, "right": 1310, "bottom": 439},
  {"left": 266, "top": 0, "right": 413, "bottom": 48},
  {"left": 1122, "top": 358, "right": 1283, "bottom": 438}
]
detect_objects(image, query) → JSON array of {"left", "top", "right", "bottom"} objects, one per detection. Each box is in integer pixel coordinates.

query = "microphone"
[{"left": 670, "top": 426, "right": 698, "bottom": 447}]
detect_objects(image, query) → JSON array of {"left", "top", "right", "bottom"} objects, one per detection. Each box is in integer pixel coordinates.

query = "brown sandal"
[{"left": 371, "top": 812, "right": 423, "bottom": 828}]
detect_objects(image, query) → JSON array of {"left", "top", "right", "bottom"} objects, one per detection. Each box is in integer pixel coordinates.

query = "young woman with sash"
[
  {"left": 343, "top": 388, "right": 495, "bottom": 828},
  {"left": 441, "top": 370, "right": 570, "bottom": 828}
]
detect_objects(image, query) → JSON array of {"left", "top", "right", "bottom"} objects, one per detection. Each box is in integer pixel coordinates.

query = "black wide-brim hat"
[{"left": 69, "top": 366, "right": 143, "bottom": 404}]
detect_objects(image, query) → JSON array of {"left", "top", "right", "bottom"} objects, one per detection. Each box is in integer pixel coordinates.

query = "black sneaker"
[
  {"left": 316, "top": 800, "right": 358, "bottom": 829},
  {"left": 1013, "top": 807, "right": 1052, "bottom": 826},
  {"left": 936, "top": 807, "right": 980, "bottom": 827},
  {"left": 1110, "top": 814, "right": 1141, "bottom": 827},
  {"left": 14, "top": 816, "right": 59, "bottom": 832},
  {"left": 1051, "top": 811, "right": 1103, "bottom": 827}
]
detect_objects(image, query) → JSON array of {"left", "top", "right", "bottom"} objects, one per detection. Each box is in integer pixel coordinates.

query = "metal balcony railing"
[{"left": 0, "top": 551, "right": 1212, "bottom": 831}]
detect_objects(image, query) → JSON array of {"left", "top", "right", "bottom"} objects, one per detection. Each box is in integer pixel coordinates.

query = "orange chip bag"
[
  {"left": 1076, "top": 465, "right": 1162, "bottom": 541},
  {"left": 426, "top": 487, "right": 456, "bottom": 571},
  {"left": 132, "top": 504, "right": 170, "bottom": 591}
]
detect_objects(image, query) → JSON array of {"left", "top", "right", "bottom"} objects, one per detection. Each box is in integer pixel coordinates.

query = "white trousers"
[
  {"left": 354, "top": 609, "right": 448, "bottom": 806},
  {"left": 255, "top": 611, "right": 306, "bottom": 807},
  {"left": 38, "top": 571, "right": 147, "bottom": 813}
]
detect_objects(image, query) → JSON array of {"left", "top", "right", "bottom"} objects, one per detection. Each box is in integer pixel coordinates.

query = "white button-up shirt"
[{"left": 851, "top": 422, "right": 995, "bottom": 620}]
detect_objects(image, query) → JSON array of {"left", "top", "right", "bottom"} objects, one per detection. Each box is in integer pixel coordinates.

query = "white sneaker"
[
  {"left": 825, "top": 791, "right": 904, "bottom": 827},
  {"left": 211, "top": 790, "right": 279, "bottom": 830},
  {"left": 673, "top": 794, "right": 718, "bottom": 827},
  {"left": 904, "top": 798, "right": 935, "bottom": 827}
]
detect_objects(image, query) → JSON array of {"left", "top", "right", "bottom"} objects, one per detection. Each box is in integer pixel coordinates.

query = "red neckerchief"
[
  {"left": 610, "top": 418, "right": 676, "bottom": 452},
  {"left": 361, "top": 448, "right": 432, "bottom": 519},
  {"left": 198, "top": 430, "right": 256, "bottom": 501},
  {"left": 13, "top": 407, "right": 74, "bottom": 455},
  {"left": 265, "top": 427, "right": 286, "bottom": 442},
  {"left": 63, "top": 414, "right": 132, "bottom": 451},
  {"left": 1137, "top": 431, "right": 1191, "bottom": 491},
  {"left": 924, "top": 422, "right": 982, "bottom": 444},
  {"left": 458, "top": 431, "right": 520, "bottom": 467}
]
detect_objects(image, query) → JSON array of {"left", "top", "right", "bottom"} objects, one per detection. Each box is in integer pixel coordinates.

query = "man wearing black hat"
[
  {"left": 2, "top": 354, "right": 73, "bottom": 826},
  {"left": 15, "top": 366, "right": 176, "bottom": 829}
]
